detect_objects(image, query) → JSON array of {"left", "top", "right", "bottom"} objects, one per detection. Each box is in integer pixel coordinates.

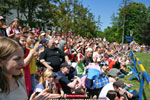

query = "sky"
[{"left": 82, "top": 0, "right": 150, "bottom": 31}]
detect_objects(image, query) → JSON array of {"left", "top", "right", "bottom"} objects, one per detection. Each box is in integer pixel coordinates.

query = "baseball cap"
[
  {"left": 60, "top": 62, "right": 71, "bottom": 69},
  {"left": 40, "top": 38, "right": 47, "bottom": 44},
  {"left": 0, "top": 16, "right": 5, "bottom": 21}
]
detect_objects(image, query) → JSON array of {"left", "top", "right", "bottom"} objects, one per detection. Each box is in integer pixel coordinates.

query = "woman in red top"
[{"left": 6, "top": 18, "right": 21, "bottom": 38}]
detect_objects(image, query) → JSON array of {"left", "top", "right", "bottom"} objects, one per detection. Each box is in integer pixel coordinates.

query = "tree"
[
  {"left": 119, "top": 2, "right": 147, "bottom": 44},
  {"left": 0, "top": 0, "right": 17, "bottom": 16},
  {"left": 139, "top": 6, "right": 150, "bottom": 45},
  {"left": 0, "top": 0, "right": 99, "bottom": 37},
  {"left": 120, "top": 0, "right": 131, "bottom": 43}
]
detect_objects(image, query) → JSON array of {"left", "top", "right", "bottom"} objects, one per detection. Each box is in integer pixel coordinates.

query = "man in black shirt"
[
  {"left": 40, "top": 38, "right": 71, "bottom": 72},
  {"left": 57, "top": 62, "right": 81, "bottom": 94},
  {"left": 0, "top": 16, "right": 7, "bottom": 37}
]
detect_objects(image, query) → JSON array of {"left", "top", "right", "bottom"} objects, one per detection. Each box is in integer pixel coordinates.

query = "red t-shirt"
[{"left": 108, "top": 61, "right": 116, "bottom": 71}]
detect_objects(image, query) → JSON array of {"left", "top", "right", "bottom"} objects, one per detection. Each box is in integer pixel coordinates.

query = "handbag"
[{"left": 93, "top": 76, "right": 109, "bottom": 89}]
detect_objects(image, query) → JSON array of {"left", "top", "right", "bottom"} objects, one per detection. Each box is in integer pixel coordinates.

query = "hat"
[
  {"left": 60, "top": 62, "right": 71, "bottom": 69},
  {"left": 86, "top": 48, "right": 93, "bottom": 52},
  {"left": 41, "top": 32, "right": 46, "bottom": 36},
  {"left": 0, "top": 16, "right": 5, "bottom": 21},
  {"left": 40, "top": 39, "right": 47, "bottom": 44},
  {"left": 47, "top": 30, "right": 51, "bottom": 32}
]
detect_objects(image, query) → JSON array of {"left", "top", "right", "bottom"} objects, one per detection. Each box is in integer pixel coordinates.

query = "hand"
[
  {"left": 126, "top": 91, "right": 133, "bottom": 98},
  {"left": 30, "top": 88, "right": 50, "bottom": 100},
  {"left": 33, "top": 42, "right": 40, "bottom": 52},
  {"left": 8, "top": 32, "right": 15, "bottom": 38},
  {"left": 39, "top": 47, "right": 44, "bottom": 54},
  {"left": 33, "top": 52, "right": 38, "bottom": 57},
  {"left": 30, "top": 42, "right": 40, "bottom": 55}
]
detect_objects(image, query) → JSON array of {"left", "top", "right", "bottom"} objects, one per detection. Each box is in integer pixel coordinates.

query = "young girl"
[
  {"left": 0, "top": 37, "right": 50, "bottom": 100},
  {"left": 14, "top": 34, "right": 39, "bottom": 96},
  {"left": 34, "top": 69, "right": 63, "bottom": 98}
]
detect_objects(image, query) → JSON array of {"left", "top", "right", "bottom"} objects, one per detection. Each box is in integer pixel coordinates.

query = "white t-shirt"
[{"left": 99, "top": 82, "right": 114, "bottom": 98}]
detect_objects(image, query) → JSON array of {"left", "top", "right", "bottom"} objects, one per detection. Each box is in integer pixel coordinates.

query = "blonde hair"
[
  {"left": 39, "top": 69, "right": 54, "bottom": 84},
  {"left": 0, "top": 37, "right": 23, "bottom": 93}
]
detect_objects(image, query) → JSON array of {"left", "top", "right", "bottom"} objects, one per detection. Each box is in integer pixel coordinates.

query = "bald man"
[{"left": 40, "top": 39, "right": 71, "bottom": 72}]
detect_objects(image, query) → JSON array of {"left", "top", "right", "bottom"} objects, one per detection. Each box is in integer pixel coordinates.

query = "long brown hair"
[{"left": 0, "top": 37, "right": 23, "bottom": 93}]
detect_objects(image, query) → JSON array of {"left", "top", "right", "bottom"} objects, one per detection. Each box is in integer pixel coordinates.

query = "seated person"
[
  {"left": 57, "top": 62, "right": 82, "bottom": 94},
  {"left": 33, "top": 69, "right": 63, "bottom": 98},
  {"left": 107, "top": 68, "right": 125, "bottom": 78},
  {"left": 113, "top": 80, "right": 139, "bottom": 100},
  {"left": 106, "top": 90, "right": 127, "bottom": 100}
]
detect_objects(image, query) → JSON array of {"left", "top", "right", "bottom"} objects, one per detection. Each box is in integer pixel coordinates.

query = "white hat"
[
  {"left": 55, "top": 40, "right": 59, "bottom": 44},
  {"left": 0, "top": 16, "right": 5, "bottom": 21},
  {"left": 41, "top": 32, "right": 46, "bottom": 36},
  {"left": 86, "top": 48, "right": 93, "bottom": 52}
]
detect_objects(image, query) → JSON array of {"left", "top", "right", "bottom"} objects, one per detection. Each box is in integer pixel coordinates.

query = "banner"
[{"left": 126, "top": 36, "right": 134, "bottom": 42}]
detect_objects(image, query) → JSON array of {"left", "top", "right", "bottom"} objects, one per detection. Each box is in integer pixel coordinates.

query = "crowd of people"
[{"left": 0, "top": 16, "right": 140, "bottom": 100}]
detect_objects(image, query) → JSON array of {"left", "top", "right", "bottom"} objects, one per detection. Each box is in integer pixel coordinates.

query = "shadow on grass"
[{"left": 143, "top": 90, "right": 147, "bottom": 100}]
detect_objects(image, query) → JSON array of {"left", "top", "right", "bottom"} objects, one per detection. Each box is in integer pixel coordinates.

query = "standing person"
[
  {"left": 25, "top": 32, "right": 38, "bottom": 92},
  {"left": 0, "top": 37, "right": 50, "bottom": 100},
  {"left": 40, "top": 38, "right": 71, "bottom": 72},
  {"left": 6, "top": 18, "right": 20, "bottom": 38},
  {"left": 75, "top": 46, "right": 85, "bottom": 77},
  {"left": 0, "top": 16, "right": 7, "bottom": 37},
  {"left": 14, "top": 34, "right": 39, "bottom": 96}
]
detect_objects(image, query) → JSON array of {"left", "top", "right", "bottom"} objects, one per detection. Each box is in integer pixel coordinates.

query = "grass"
[{"left": 120, "top": 52, "right": 150, "bottom": 100}]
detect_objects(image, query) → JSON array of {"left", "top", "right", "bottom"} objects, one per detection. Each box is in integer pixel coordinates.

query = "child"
[
  {"left": 24, "top": 32, "right": 38, "bottom": 92},
  {"left": 14, "top": 34, "right": 39, "bottom": 96},
  {"left": 34, "top": 69, "right": 63, "bottom": 98}
]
